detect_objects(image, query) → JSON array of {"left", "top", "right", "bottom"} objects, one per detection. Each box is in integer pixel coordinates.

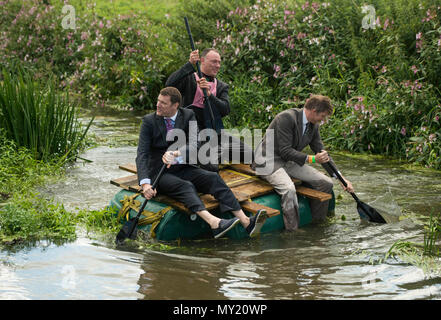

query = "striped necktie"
[{"left": 304, "top": 122, "right": 313, "bottom": 136}]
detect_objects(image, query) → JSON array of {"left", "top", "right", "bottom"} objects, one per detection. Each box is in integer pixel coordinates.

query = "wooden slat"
[
  {"left": 296, "top": 186, "right": 332, "bottom": 202},
  {"left": 227, "top": 163, "right": 257, "bottom": 176},
  {"left": 110, "top": 174, "right": 138, "bottom": 190},
  {"left": 241, "top": 201, "right": 280, "bottom": 217},
  {"left": 119, "top": 163, "right": 137, "bottom": 173},
  {"left": 228, "top": 163, "right": 302, "bottom": 186}
]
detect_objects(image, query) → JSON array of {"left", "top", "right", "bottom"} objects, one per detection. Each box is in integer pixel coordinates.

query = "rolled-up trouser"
[{"left": 261, "top": 161, "right": 334, "bottom": 230}]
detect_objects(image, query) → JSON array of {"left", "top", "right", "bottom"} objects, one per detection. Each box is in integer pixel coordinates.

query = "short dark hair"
[
  {"left": 160, "top": 87, "right": 182, "bottom": 106},
  {"left": 201, "top": 48, "right": 220, "bottom": 57},
  {"left": 304, "top": 95, "right": 333, "bottom": 115}
]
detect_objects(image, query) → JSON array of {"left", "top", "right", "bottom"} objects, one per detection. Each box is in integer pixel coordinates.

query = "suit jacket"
[
  {"left": 252, "top": 108, "right": 336, "bottom": 176},
  {"left": 165, "top": 62, "right": 230, "bottom": 130},
  {"left": 135, "top": 108, "right": 199, "bottom": 184}
]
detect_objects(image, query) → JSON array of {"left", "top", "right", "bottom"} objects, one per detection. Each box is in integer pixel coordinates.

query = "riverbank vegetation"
[
  {"left": 1, "top": 0, "right": 439, "bottom": 169},
  {"left": 0, "top": 0, "right": 440, "bottom": 258},
  {"left": 385, "top": 212, "right": 441, "bottom": 274}
]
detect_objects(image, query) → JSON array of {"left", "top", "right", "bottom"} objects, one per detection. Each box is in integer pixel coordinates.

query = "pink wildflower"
[{"left": 400, "top": 127, "right": 406, "bottom": 136}]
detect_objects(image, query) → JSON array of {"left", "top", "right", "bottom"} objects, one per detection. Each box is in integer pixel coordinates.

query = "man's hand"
[
  {"left": 340, "top": 177, "right": 355, "bottom": 193},
  {"left": 196, "top": 77, "right": 211, "bottom": 96},
  {"left": 142, "top": 183, "right": 157, "bottom": 200},
  {"left": 162, "top": 150, "right": 181, "bottom": 168},
  {"left": 315, "top": 150, "right": 330, "bottom": 164},
  {"left": 189, "top": 49, "right": 200, "bottom": 65}
]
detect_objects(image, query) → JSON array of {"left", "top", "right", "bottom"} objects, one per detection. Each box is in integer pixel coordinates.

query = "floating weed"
[{"left": 384, "top": 211, "right": 441, "bottom": 275}]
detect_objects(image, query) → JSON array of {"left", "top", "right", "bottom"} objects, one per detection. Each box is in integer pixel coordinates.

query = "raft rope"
[
  {"left": 118, "top": 193, "right": 172, "bottom": 238},
  {"left": 223, "top": 169, "right": 260, "bottom": 183}
]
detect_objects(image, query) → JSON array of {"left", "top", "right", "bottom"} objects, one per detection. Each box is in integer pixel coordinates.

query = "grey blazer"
[{"left": 252, "top": 108, "right": 335, "bottom": 176}]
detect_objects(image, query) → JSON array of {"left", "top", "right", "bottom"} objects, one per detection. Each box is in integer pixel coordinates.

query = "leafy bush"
[
  {"left": 0, "top": 131, "right": 61, "bottom": 197},
  {"left": 212, "top": 0, "right": 441, "bottom": 169},
  {"left": 0, "top": 0, "right": 171, "bottom": 110},
  {"left": 0, "top": 193, "right": 77, "bottom": 245},
  {"left": 166, "top": 0, "right": 252, "bottom": 63}
]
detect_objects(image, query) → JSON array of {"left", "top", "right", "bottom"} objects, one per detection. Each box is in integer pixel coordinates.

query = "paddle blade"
[
  {"left": 115, "top": 218, "right": 139, "bottom": 244},
  {"left": 356, "top": 201, "right": 386, "bottom": 224}
]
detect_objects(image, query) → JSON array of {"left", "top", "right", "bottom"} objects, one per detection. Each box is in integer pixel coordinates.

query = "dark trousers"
[{"left": 156, "top": 165, "right": 241, "bottom": 214}]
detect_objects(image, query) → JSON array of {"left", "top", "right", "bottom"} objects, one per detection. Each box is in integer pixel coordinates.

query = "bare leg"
[
  {"left": 196, "top": 210, "right": 221, "bottom": 229},
  {"left": 231, "top": 209, "right": 250, "bottom": 228}
]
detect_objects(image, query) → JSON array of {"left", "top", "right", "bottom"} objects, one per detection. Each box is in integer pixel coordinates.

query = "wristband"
[{"left": 312, "top": 156, "right": 316, "bottom": 163}]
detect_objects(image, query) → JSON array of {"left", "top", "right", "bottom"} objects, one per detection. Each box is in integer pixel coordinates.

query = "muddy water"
[{"left": 1, "top": 107, "right": 441, "bottom": 300}]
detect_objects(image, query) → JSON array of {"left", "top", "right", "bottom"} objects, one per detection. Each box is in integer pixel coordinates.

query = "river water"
[{"left": 1, "top": 107, "right": 441, "bottom": 300}]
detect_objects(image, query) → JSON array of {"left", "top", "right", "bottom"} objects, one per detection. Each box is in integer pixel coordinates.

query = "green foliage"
[
  {"left": 76, "top": 206, "right": 121, "bottom": 235},
  {"left": 0, "top": 0, "right": 172, "bottom": 110},
  {"left": 166, "top": 0, "right": 252, "bottom": 63},
  {"left": 1, "top": 0, "right": 440, "bottom": 169},
  {"left": 0, "top": 130, "right": 63, "bottom": 196},
  {"left": 212, "top": 0, "right": 441, "bottom": 169},
  {"left": 0, "top": 69, "right": 93, "bottom": 163},
  {"left": 0, "top": 193, "right": 77, "bottom": 245},
  {"left": 423, "top": 212, "right": 441, "bottom": 256},
  {"left": 385, "top": 212, "right": 441, "bottom": 273}
]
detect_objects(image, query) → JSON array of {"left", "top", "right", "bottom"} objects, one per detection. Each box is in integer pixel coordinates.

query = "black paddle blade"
[
  {"left": 115, "top": 219, "right": 139, "bottom": 245},
  {"left": 356, "top": 201, "right": 386, "bottom": 224}
]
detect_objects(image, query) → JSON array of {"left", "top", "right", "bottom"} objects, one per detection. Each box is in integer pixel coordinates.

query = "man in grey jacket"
[{"left": 252, "top": 95, "right": 354, "bottom": 230}]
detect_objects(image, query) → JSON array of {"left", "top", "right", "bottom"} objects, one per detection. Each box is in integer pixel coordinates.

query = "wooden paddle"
[
  {"left": 184, "top": 17, "right": 219, "bottom": 134},
  {"left": 115, "top": 163, "right": 167, "bottom": 244},
  {"left": 326, "top": 160, "right": 386, "bottom": 223}
]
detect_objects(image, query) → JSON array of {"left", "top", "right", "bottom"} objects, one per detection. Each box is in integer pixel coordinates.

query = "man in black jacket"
[
  {"left": 136, "top": 87, "right": 267, "bottom": 238},
  {"left": 165, "top": 49, "right": 253, "bottom": 171}
]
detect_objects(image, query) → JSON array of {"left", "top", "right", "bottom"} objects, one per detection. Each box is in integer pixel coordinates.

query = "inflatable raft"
[{"left": 109, "top": 164, "right": 335, "bottom": 241}]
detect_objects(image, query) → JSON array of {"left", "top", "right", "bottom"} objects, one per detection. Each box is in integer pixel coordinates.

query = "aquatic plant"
[
  {"left": 0, "top": 193, "right": 77, "bottom": 245},
  {"left": 0, "top": 130, "right": 63, "bottom": 196},
  {"left": 423, "top": 212, "right": 441, "bottom": 257},
  {"left": 0, "top": 69, "right": 93, "bottom": 163},
  {"left": 385, "top": 212, "right": 441, "bottom": 274},
  {"left": 75, "top": 206, "right": 121, "bottom": 236}
]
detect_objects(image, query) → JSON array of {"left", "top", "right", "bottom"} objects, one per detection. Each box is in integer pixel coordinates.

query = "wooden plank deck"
[{"left": 111, "top": 163, "right": 332, "bottom": 218}]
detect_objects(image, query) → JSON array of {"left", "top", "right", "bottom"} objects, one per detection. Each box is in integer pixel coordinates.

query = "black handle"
[
  {"left": 184, "top": 17, "right": 218, "bottom": 133},
  {"left": 135, "top": 163, "right": 167, "bottom": 218},
  {"left": 326, "top": 159, "right": 360, "bottom": 203}
]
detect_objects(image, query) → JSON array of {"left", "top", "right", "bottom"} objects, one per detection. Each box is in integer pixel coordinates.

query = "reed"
[
  {"left": 423, "top": 212, "right": 441, "bottom": 257},
  {"left": 385, "top": 211, "right": 441, "bottom": 272},
  {"left": 0, "top": 69, "right": 93, "bottom": 163}
]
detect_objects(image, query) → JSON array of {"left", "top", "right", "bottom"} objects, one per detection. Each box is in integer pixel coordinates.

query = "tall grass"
[{"left": 0, "top": 69, "right": 93, "bottom": 163}]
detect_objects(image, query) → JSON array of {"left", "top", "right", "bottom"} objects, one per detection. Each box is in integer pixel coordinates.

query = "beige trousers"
[{"left": 261, "top": 161, "right": 333, "bottom": 231}]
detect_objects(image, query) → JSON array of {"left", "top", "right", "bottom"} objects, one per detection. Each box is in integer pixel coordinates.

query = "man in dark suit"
[
  {"left": 165, "top": 48, "right": 253, "bottom": 171},
  {"left": 136, "top": 87, "right": 267, "bottom": 238},
  {"left": 252, "top": 95, "right": 354, "bottom": 231}
]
